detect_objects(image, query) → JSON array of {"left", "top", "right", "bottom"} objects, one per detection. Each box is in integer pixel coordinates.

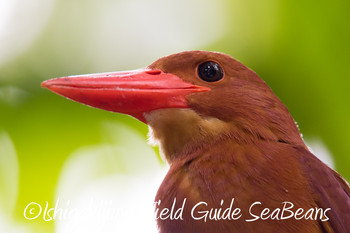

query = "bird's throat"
[{"left": 144, "top": 109, "right": 232, "bottom": 163}]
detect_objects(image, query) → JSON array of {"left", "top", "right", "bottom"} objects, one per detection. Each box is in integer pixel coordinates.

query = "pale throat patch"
[{"left": 143, "top": 108, "right": 231, "bottom": 161}]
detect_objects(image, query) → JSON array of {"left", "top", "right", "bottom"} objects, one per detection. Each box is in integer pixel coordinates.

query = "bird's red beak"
[{"left": 41, "top": 69, "right": 210, "bottom": 123}]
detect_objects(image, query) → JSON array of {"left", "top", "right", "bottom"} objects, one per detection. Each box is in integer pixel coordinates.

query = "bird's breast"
[{"left": 155, "top": 141, "right": 323, "bottom": 233}]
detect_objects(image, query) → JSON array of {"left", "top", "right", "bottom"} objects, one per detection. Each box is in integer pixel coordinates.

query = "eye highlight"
[{"left": 197, "top": 61, "right": 224, "bottom": 82}]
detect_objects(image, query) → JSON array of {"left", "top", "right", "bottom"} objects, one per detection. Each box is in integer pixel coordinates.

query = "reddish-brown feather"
[
  {"left": 149, "top": 51, "right": 350, "bottom": 233},
  {"left": 156, "top": 141, "right": 327, "bottom": 232}
]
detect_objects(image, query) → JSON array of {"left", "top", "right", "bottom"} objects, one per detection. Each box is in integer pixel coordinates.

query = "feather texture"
[{"left": 148, "top": 51, "right": 350, "bottom": 233}]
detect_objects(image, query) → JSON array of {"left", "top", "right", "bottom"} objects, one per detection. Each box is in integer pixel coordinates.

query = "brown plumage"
[{"left": 42, "top": 51, "right": 350, "bottom": 232}]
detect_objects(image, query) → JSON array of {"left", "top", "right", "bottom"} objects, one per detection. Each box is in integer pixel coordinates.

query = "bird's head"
[{"left": 42, "top": 51, "right": 304, "bottom": 162}]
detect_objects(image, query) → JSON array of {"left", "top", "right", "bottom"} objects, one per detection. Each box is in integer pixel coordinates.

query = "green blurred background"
[{"left": 0, "top": 0, "right": 349, "bottom": 232}]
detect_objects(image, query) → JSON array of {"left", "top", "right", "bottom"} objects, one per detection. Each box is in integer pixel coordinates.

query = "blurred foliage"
[{"left": 0, "top": 0, "right": 349, "bottom": 232}]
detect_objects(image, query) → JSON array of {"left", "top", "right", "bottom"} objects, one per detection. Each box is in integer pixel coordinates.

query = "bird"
[{"left": 42, "top": 51, "right": 350, "bottom": 233}]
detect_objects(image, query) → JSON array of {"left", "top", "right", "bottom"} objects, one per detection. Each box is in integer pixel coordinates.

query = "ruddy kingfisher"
[{"left": 42, "top": 51, "right": 350, "bottom": 233}]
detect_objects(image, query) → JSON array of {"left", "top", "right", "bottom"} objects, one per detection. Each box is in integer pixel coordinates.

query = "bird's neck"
[
  {"left": 144, "top": 109, "right": 233, "bottom": 163},
  {"left": 145, "top": 107, "right": 306, "bottom": 164}
]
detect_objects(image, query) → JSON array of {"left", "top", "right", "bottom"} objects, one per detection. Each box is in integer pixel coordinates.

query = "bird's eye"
[{"left": 197, "top": 61, "right": 224, "bottom": 82}]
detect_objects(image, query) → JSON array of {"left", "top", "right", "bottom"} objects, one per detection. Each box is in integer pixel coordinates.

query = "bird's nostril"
[{"left": 146, "top": 69, "right": 162, "bottom": 75}]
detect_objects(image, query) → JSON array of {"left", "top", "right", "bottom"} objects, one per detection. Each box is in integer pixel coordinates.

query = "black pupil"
[{"left": 198, "top": 61, "right": 223, "bottom": 82}]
